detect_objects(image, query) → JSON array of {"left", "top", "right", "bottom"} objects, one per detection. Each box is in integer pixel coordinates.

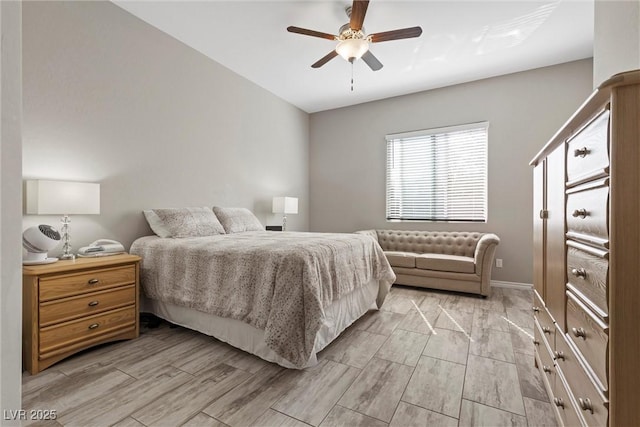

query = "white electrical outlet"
[{"left": 496, "top": 258, "right": 503, "bottom": 268}]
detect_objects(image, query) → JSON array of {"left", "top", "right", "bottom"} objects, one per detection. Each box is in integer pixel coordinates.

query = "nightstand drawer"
[
  {"left": 39, "top": 306, "right": 136, "bottom": 357},
  {"left": 39, "top": 284, "right": 135, "bottom": 327},
  {"left": 39, "top": 265, "right": 135, "bottom": 301}
]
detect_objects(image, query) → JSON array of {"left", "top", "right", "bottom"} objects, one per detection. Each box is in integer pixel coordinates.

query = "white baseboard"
[{"left": 491, "top": 280, "right": 533, "bottom": 290}]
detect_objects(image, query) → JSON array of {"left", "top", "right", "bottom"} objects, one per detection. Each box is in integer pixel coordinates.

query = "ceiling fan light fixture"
[{"left": 336, "top": 38, "right": 369, "bottom": 61}]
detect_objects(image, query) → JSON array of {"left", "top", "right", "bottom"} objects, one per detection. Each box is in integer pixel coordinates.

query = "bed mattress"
[{"left": 131, "top": 231, "right": 395, "bottom": 368}]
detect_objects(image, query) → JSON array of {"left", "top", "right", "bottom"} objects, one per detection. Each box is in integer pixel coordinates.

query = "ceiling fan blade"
[
  {"left": 287, "top": 26, "right": 336, "bottom": 41},
  {"left": 370, "top": 26, "right": 423, "bottom": 43},
  {"left": 362, "top": 50, "right": 383, "bottom": 71},
  {"left": 350, "top": 0, "right": 369, "bottom": 31},
  {"left": 311, "top": 50, "right": 339, "bottom": 68}
]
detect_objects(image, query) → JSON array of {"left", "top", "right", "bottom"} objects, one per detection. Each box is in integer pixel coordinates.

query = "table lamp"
[
  {"left": 272, "top": 196, "right": 298, "bottom": 231},
  {"left": 26, "top": 180, "right": 100, "bottom": 260}
]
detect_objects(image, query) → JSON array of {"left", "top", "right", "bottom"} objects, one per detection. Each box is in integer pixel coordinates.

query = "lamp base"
[{"left": 60, "top": 214, "right": 75, "bottom": 261}]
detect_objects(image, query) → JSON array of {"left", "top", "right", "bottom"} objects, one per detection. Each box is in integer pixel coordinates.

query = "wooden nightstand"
[{"left": 22, "top": 254, "right": 140, "bottom": 374}]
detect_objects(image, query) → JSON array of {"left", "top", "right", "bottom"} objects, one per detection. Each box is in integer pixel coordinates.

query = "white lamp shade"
[
  {"left": 336, "top": 38, "right": 369, "bottom": 61},
  {"left": 272, "top": 197, "right": 298, "bottom": 215},
  {"left": 26, "top": 180, "right": 100, "bottom": 215}
]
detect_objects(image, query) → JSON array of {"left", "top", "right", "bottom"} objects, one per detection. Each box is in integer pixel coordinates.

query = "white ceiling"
[{"left": 114, "top": 1, "right": 594, "bottom": 113}]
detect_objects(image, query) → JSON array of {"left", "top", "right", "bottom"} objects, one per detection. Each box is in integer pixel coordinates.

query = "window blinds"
[{"left": 386, "top": 122, "right": 488, "bottom": 222}]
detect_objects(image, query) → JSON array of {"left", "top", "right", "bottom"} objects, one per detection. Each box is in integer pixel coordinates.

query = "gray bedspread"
[{"left": 130, "top": 231, "right": 395, "bottom": 367}]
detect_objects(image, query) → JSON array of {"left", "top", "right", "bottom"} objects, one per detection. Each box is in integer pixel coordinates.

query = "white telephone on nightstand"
[{"left": 77, "top": 239, "right": 125, "bottom": 257}]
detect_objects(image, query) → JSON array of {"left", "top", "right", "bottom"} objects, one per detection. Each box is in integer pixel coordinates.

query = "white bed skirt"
[{"left": 141, "top": 278, "right": 380, "bottom": 369}]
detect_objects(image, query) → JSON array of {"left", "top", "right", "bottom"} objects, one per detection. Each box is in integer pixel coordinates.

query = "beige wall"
[
  {"left": 309, "top": 59, "right": 593, "bottom": 284},
  {"left": 593, "top": 0, "right": 640, "bottom": 86},
  {"left": 22, "top": 1, "right": 309, "bottom": 255},
  {"left": 1, "top": 0, "right": 23, "bottom": 421}
]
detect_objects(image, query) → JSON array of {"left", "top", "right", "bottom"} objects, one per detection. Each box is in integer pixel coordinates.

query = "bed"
[{"left": 130, "top": 207, "right": 395, "bottom": 368}]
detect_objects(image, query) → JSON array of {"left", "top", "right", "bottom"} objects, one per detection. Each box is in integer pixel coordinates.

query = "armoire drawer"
[
  {"left": 533, "top": 293, "right": 555, "bottom": 345},
  {"left": 566, "top": 109, "right": 610, "bottom": 186},
  {"left": 566, "top": 240, "right": 609, "bottom": 319},
  {"left": 566, "top": 179, "right": 609, "bottom": 248},
  {"left": 554, "top": 366, "right": 585, "bottom": 427},
  {"left": 555, "top": 331, "right": 608, "bottom": 426},
  {"left": 566, "top": 292, "right": 608, "bottom": 392},
  {"left": 535, "top": 318, "right": 556, "bottom": 382}
]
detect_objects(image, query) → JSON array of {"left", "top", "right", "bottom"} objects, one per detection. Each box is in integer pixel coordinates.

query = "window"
[{"left": 386, "top": 122, "right": 488, "bottom": 222}]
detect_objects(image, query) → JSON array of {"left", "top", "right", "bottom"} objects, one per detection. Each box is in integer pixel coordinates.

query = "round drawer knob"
[
  {"left": 554, "top": 351, "right": 565, "bottom": 361},
  {"left": 572, "top": 327, "right": 587, "bottom": 339},
  {"left": 533, "top": 340, "right": 540, "bottom": 346},
  {"left": 574, "top": 147, "right": 590, "bottom": 158},
  {"left": 88, "top": 301, "right": 99, "bottom": 307},
  {"left": 532, "top": 306, "right": 541, "bottom": 313},
  {"left": 543, "top": 365, "right": 552, "bottom": 373},
  {"left": 578, "top": 397, "right": 594, "bottom": 414},
  {"left": 87, "top": 278, "right": 100, "bottom": 285},
  {"left": 571, "top": 268, "right": 587, "bottom": 278},
  {"left": 542, "top": 326, "right": 552, "bottom": 335},
  {"left": 572, "top": 208, "right": 589, "bottom": 218},
  {"left": 553, "top": 397, "right": 565, "bottom": 408},
  {"left": 88, "top": 323, "right": 100, "bottom": 330}
]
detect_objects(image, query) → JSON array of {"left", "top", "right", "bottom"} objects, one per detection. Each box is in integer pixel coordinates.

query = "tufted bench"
[{"left": 356, "top": 230, "right": 500, "bottom": 296}]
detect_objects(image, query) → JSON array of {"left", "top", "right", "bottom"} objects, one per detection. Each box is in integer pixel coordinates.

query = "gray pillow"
[
  {"left": 213, "top": 207, "right": 264, "bottom": 233},
  {"left": 143, "top": 210, "right": 172, "bottom": 238},
  {"left": 146, "top": 207, "right": 225, "bottom": 238}
]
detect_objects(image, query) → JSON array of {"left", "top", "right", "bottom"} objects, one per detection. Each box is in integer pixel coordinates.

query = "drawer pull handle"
[
  {"left": 542, "top": 326, "right": 552, "bottom": 335},
  {"left": 572, "top": 208, "right": 589, "bottom": 218},
  {"left": 574, "top": 147, "right": 590, "bottom": 158},
  {"left": 553, "top": 397, "right": 565, "bottom": 408},
  {"left": 572, "top": 327, "right": 587, "bottom": 339},
  {"left": 88, "top": 301, "right": 99, "bottom": 307},
  {"left": 532, "top": 306, "right": 540, "bottom": 313},
  {"left": 87, "top": 278, "right": 100, "bottom": 285},
  {"left": 554, "top": 351, "right": 565, "bottom": 361},
  {"left": 88, "top": 323, "right": 100, "bottom": 330},
  {"left": 542, "top": 365, "right": 552, "bottom": 373},
  {"left": 533, "top": 340, "right": 540, "bottom": 346},
  {"left": 571, "top": 268, "right": 587, "bottom": 278},
  {"left": 578, "top": 398, "right": 594, "bottom": 414}
]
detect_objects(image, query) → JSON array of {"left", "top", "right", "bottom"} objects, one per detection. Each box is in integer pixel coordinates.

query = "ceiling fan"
[{"left": 287, "top": 0, "right": 422, "bottom": 71}]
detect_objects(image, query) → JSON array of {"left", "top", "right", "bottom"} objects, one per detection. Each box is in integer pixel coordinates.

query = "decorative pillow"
[
  {"left": 212, "top": 207, "right": 264, "bottom": 233},
  {"left": 146, "top": 207, "right": 225, "bottom": 238},
  {"left": 143, "top": 210, "right": 172, "bottom": 238}
]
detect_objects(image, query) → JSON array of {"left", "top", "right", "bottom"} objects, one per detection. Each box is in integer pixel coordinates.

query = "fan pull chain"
[{"left": 350, "top": 58, "right": 354, "bottom": 92}]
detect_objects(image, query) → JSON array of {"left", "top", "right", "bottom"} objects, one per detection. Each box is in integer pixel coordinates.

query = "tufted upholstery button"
[{"left": 375, "top": 229, "right": 484, "bottom": 257}]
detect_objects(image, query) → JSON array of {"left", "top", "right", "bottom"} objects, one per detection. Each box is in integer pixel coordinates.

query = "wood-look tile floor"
[{"left": 22, "top": 287, "right": 557, "bottom": 427}]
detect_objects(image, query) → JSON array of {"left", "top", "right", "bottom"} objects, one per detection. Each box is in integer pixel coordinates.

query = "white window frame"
[{"left": 385, "top": 121, "right": 489, "bottom": 223}]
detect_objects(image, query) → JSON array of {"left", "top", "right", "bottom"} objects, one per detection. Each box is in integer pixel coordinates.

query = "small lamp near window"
[
  {"left": 272, "top": 197, "right": 298, "bottom": 231},
  {"left": 26, "top": 180, "right": 100, "bottom": 260}
]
